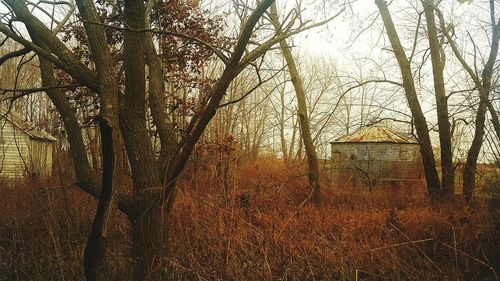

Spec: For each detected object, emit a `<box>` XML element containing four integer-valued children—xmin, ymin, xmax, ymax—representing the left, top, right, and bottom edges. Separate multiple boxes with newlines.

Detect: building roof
<box><xmin>331</xmin><ymin>125</ymin><xmax>418</xmax><ymax>144</ymax></box>
<box><xmin>0</xmin><ymin>107</ymin><xmax>57</xmax><ymax>142</ymax></box>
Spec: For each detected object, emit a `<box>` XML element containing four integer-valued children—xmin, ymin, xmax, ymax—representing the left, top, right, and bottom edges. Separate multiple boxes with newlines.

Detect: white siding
<box><xmin>0</xmin><ymin>118</ymin><xmax>54</xmax><ymax>179</ymax></box>
<box><xmin>27</xmin><ymin>140</ymin><xmax>53</xmax><ymax>178</ymax></box>
<box><xmin>0</xmin><ymin>118</ymin><xmax>30</xmax><ymax>178</ymax></box>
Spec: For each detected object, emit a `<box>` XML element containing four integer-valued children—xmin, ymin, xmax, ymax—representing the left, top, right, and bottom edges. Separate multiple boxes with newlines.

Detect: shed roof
<box><xmin>331</xmin><ymin>125</ymin><xmax>418</xmax><ymax>144</ymax></box>
<box><xmin>0</xmin><ymin>107</ymin><xmax>57</xmax><ymax>142</ymax></box>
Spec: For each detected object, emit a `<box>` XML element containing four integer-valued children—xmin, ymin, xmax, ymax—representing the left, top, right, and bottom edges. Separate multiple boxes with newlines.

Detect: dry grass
<box><xmin>0</xmin><ymin>158</ymin><xmax>499</xmax><ymax>280</ymax></box>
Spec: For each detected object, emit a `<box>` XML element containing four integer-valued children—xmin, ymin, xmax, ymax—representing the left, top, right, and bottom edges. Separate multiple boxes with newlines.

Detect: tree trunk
<box><xmin>35</xmin><ymin>37</ymin><xmax>135</xmax><ymax>221</ymax></box>
<box><xmin>73</xmin><ymin>1</ymin><xmax>122</xmax><ymax>279</ymax></box>
<box><xmin>487</xmin><ymin>100</ymin><xmax>500</xmax><ymax>141</ymax></box>
<box><xmin>278</xmin><ymin>86</ymin><xmax>289</xmax><ymax>161</ymax></box>
<box><xmin>422</xmin><ymin>0</ymin><xmax>455</xmax><ymax>197</ymax></box>
<box><xmin>39</xmin><ymin>61</ymin><xmax>118</xmax><ymax>281</ymax></box>
<box><xmin>161</xmin><ymin>0</ymin><xmax>277</xmax><ymax>208</ymax></box>
<box><xmin>376</xmin><ymin>0</ymin><xmax>441</xmax><ymax>197</ymax></box>
<box><xmin>463</xmin><ymin>92</ymin><xmax>488</xmax><ymax>202</ymax></box>
<box><xmin>83</xmin><ymin>118</ymin><xmax>119</xmax><ymax>281</ymax></box>
<box><xmin>436</xmin><ymin>1</ymin><xmax>500</xmax><ymax>202</ymax></box>
<box><xmin>144</xmin><ymin>34</ymin><xmax>178</xmax><ymax>177</ymax></box>
<box><xmin>463</xmin><ymin>21</ymin><xmax>500</xmax><ymax>202</ymax></box>
<box><xmin>288</xmin><ymin>118</ymin><xmax>298</xmax><ymax>161</ymax></box>
<box><xmin>120</xmin><ymin>111</ymin><xmax>165</xmax><ymax>281</ymax></box>
<box><xmin>38</xmin><ymin>60</ymin><xmax>94</xmax><ymax>188</ymax></box>
<box><xmin>28</xmin><ymin>8</ymin><xmax>119</xmax><ymax>278</ymax></box>
<box><xmin>121</xmin><ymin>1</ymin><xmax>167</xmax><ymax>280</ymax></box>
<box><xmin>144</xmin><ymin>1</ymin><xmax>178</xmax><ymax>176</ymax></box>
<box><xmin>270</xmin><ymin>2</ymin><xmax>321</xmax><ymax>206</ymax></box>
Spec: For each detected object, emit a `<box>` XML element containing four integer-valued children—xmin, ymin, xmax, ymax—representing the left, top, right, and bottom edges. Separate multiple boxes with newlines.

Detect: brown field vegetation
<box><xmin>0</xmin><ymin>158</ymin><xmax>499</xmax><ymax>281</ymax></box>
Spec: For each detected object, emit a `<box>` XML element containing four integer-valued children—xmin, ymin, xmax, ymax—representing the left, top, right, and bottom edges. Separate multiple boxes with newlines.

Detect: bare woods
<box><xmin>0</xmin><ymin>0</ymin><xmax>499</xmax><ymax>280</ymax></box>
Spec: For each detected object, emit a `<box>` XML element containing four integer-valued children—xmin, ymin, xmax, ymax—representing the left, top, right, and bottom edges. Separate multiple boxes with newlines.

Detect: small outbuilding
<box><xmin>330</xmin><ymin>125</ymin><xmax>424</xmax><ymax>188</ymax></box>
<box><xmin>0</xmin><ymin>108</ymin><xmax>56</xmax><ymax>179</ymax></box>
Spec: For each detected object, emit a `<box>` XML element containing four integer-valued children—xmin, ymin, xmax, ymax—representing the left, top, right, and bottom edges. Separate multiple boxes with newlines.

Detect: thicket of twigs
<box><xmin>0</xmin><ymin>158</ymin><xmax>499</xmax><ymax>281</ymax></box>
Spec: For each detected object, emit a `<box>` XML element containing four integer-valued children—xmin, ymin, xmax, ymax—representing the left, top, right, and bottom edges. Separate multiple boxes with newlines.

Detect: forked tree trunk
<box><xmin>121</xmin><ymin>110</ymin><xmax>165</xmax><ymax>281</ymax></box>
<box><xmin>38</xmin><ymin>60</ymin><xmax>94</xmax><ymax>188</ymax></box>
<box><xmin>270</xmin><ymin>2</ymin><xmax>321</xmax><ymax>206</ymax></box>
<box><xmin>38</xmin><ymin>58</ymin><xmax>117</xmax><ymax>281</ymax></box>
<box><xmin>436</xmin><ymin>1</ymin><xmax>500</xmax><ymax>202</ymax></box>
<box><xmin>83</xmin><ymin>118</ymin><xmax>120</xmax><ymax>281</ymax></box>
<box><xmin>376</xmin><ymin>0</ymin><xmax>441</xmax><ymax>197</ymax></box>
<box><xmin>462</xmin><ymin>36</ymin><xmax>499</xmax><ymax>202</ymax></box>
<box><xmin>422</xmin><ymin>0</ymin><xmax>455</xmax><ymax>197</ymax></box>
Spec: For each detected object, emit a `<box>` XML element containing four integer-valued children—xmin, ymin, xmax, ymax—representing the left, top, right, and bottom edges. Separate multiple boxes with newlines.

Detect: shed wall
<box><xmin>331</xmin><ymin>143</ymin><xmax>424</xmax><ymax>187</ymax></box>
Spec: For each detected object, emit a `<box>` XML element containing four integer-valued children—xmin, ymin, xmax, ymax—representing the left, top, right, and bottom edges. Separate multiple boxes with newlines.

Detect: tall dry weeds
<box><xmin>0</xmin><ymin>159</ymin><xmax>498</xmax><ymax>280</ymax></box>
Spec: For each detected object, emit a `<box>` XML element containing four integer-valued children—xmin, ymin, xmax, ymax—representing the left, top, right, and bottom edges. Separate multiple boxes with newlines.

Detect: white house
<box><xmin>0</xmin><ymin>108</ymin><xmax>56</xmax><ymax>179</ymax></box>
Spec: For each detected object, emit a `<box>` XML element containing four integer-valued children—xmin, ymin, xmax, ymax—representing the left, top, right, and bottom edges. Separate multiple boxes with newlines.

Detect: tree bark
<box><xmin>39</xmin><ymin>59</ymin><xmax>118</xmax><ymax>281</ymax></box>
<box><xmin>25</xmin><ymin>11</ymin><xmax>120</xmax><ymax>280</ymax></box>
<box><xmin>376</xmin><ymin>0</ymin><xmax>441</xmax><ymax>197</ymax></box>
<box><xmin>270</xmin><ymin>2</ymin><xmax>321</xmax><ymax>206</ymax></box>
<box><xmin>462</xmin><ymin>92</ymin><xmax>488</xmax><ymax>202</ymax></box>
<box><xmin>278</xmin><ymin>86</ymin><xmax>289</xmax><ymax>161</ymax></box>
<box><xmin>38</xmin><ymin>60</ymin><xmax>94</xmax><ymax>190</ymax></box>
<box><xmin>83</xmin><ymin>118</ymin><xmax>119</xmax><ymax>281</ymax></box>
<box><xmin>74</xmin><ymin>1</ymin><xmax>122</xmax><ymax>279</ymax></box>
<box><xmin>120</xmin><ymin>1</ymin><xmax>167</xmax><ymax>280</ymax></box>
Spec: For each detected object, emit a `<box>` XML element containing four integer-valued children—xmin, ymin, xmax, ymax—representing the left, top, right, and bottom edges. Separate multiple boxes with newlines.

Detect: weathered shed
<box><xmin>0</xmin><ymin>109</ymin><xmax>56</xmax><ymax>179</ymax></box>
<box><xmin>330</xmin><ymin>125</ymin><xmax>424</xmax><ymax>188</ymax></box>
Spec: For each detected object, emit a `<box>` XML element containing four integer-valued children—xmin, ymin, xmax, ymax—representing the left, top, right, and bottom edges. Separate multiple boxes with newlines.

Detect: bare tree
<box><xmin>435</xmin><ymin>0</ymin><xmax>500</xmax><ymax>202</ymax></box>
<box><xmin>0</xmin><ymin>0</ymin><xmax>348</xmax><ymax>278</ymax></box>
<box><xmin>421</xmin><ymin>0</ymin><xmax>455</xmax><ymax>196</ymax></box>
<box><xmin>269</xmin><ymin>2</ymin><xmax>343</xmax><ymax>205</ymax></box>
<box><xmin>375</xmin><ymin>0</ymin><xmax>442</xmax><ymax>198</ymax></box>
